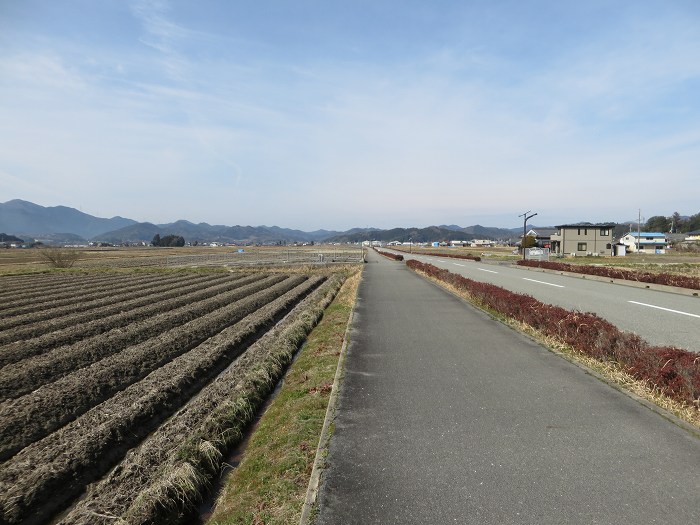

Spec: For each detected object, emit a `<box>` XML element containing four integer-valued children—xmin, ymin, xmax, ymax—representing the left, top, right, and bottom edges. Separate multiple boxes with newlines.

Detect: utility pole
<box><xmin>519</xmin><ymin>210</ymin><xmax>537</xmax><ymax>260</ymax></box>
<box><xmin>637</xmin><ymin>208</ymin><xmax>641</xmax><ymax>253</ymax></box>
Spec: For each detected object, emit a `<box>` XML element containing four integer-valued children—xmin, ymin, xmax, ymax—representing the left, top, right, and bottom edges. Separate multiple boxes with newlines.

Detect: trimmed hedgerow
<box><xmin>374</xmin><ymin>248</ymin><xmax>404</xmax><ymax>261</ymax></box>
<box><xmin>407</xmin><ymin>259</ymin><xmax>700</xmax><ymax>407</ymax></box>
<box><xmin>517</xmin><ymin>259</ymin><xmax>700</xmax><ymax>291</ymax></box>
<box><xmin>420</xmin><ymin>251</ymin><xmax>481</xmax><ymax>262</ymax></box>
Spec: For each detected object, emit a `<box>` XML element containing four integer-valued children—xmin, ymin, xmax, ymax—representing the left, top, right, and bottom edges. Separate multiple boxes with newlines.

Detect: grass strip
<box><xmin>200</xmin><ymin>269</ymin><xmax>361</xmax><ymax>525</ymax></box>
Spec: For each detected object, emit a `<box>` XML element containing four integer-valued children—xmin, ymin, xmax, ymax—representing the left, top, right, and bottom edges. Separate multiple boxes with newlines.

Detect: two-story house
<box><xmin>550</xmin><ymin>223</ymin><xmax>615</xmax><ymax>256</ymax></box>
<box><xmin>619</xmin><ymin>232</ymin><xmax>667</xmax><ymax>254</ymax></box>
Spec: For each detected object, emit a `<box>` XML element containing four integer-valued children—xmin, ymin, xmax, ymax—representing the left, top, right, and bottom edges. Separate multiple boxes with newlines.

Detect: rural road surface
<box><xmin>399</xmin><ymin>251</ymin><xmax>700</xmax><ymax>352</ymax></box>
<box><xmin>314</xmin><ymin>250</ymin><xmax>700</xmax><ymax>524</ymax></box>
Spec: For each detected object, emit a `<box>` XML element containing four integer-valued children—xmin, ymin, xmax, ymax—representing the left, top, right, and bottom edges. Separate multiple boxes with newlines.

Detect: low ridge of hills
<box><xmin>1</xmin><ymin>199</ymin><xmax>524</xmax><ymax>244</ymax></box>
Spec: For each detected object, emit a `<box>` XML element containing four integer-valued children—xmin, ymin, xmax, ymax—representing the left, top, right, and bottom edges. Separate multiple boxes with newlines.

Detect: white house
<box><xmin>470</xmin><ymin>239</ymin><xmax>495</xmax><ymax>247</ymax></box>
<box><xmin>619</xmin><ymin>232</ymin><xmax>667</xmax><ymax>254</ymax></box>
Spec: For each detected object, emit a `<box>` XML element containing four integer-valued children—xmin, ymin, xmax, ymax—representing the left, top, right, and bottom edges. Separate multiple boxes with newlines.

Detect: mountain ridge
<box><xmin>0</xmin><ymin>199</ymin><xmax>528</xmax><ymax>244</ymax></box>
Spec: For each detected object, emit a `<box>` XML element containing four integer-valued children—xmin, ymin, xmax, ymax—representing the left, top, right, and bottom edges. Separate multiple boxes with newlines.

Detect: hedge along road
<box><xmin>396</xmin><ymin>252</ymin><xmax>700</xmax><ymax>352</ymax></box>
<box><xmin>315</xmin><ymin>250</ymin><xmax>700</xmax><ymax>525</ymax></box>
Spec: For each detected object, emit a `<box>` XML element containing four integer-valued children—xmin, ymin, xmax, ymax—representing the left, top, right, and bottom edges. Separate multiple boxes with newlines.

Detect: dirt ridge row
<box><xmin>0</xmin><ymin>273</ymin><xmax>269</xmax><ymax>367</ymax></box>
<box><xmin>0</xmin><ymin>271</ymin><xmax>224</xmax><ymax>330</ymax></box>
<box><xmin>59</xmin><ymin>274</ymin><xmax>344</xmax><ymax>524</ymax></box>
<box><xmin>0</xmin><ymin>272</ymin><xmax>236</xmax><ymax>345</ymax></box>
<box><xmin>0</xmin><ymin>271</ymin><xmax>166</xmax><ymax>307</ymax></box>
<box><xmin>0</xmin><ymin>275</ymin><xmax>303</xmax><ymax>458</ymax></box>
<box><xmin>0</xmin><ymin>273</ymin><xmax>280</xmax><ymax>400</ymax></box>
<box><xmin>0</xmin><ymin>276</ymin><xmax>326</xmax><ymax>525</ymax></box>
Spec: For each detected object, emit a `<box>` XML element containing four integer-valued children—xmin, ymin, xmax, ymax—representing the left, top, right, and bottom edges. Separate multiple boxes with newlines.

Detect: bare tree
<box><xmin>38</xmin><ymin>247</ymin><xmax>80</xmax><ymax>268</ymax></box>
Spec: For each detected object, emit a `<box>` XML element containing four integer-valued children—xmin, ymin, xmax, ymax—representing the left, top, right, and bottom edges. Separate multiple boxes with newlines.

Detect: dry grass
<box><xmin>205</xmin><ymin>269</ymin><xmax>361</xmax><ymax>525</ymax></box>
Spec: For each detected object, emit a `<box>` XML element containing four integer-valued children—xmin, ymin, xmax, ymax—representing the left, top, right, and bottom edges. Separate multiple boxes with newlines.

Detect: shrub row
<box><xmin>420</xmin><ymin>251</ymin><xmax>481</xmax><ymax>262</ymax></box>
<box><xmin>517</xmin><ymin>259</ymin><xmax>700</xmax><ymax>291</ymax></box>
<box><xmin>374</xmin><ymin>248</ymin><xmax>404</xmax><ymax>261</ymax></box>
<box><xmin>407</xmin><ymin>259</ymin><xmax>700</xmax><ymax>407</ymax></box>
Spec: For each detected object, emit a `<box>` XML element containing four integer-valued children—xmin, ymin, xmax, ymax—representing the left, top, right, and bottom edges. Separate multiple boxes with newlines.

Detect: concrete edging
<box><xmin>299</xmin><ymin>269</ymin><xmax>361</xmax><ymax>524</ymax></box>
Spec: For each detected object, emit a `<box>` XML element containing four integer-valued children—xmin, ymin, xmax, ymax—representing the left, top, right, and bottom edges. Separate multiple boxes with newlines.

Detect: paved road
<box><xmin>397</xmin><ymin>251</ymin><xmax>699</xmax><ymax>352</ymax></box>
<box><xmin>315</xmin><ymin>251</ymin><xmax>700</xmax><ymax>524</ymax></box>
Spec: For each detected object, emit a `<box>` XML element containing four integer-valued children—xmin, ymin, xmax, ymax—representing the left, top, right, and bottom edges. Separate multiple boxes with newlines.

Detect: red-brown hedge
<box><xmin>420</xmin><ymin>251</ymin><xmax>481</xmax><ymax>262</ymax></box>
<box><xmin>374</xmin><ymin>248</ymin><xmax>404</xmax><ymax>261</ymax></box>
<box><xmin>407</xmin><ymin>259</ymin><xmax>700</xmax><ymax>407</ymax></box>
<box><xmin>517</xmin><ymin>260</ymin><xmax>700</xmax><ymax>291</ymax></box>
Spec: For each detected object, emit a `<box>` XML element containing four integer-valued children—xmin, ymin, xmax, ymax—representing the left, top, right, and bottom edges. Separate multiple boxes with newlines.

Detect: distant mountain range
<box><xmin>0</xmin><ymin>199</ymin><xmax>525</xmax><ymax>244</ymax></box>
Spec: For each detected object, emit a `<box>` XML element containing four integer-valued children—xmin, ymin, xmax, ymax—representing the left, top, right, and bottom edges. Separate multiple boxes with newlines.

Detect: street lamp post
<box><xmin>519</xmin><ymin>210</ymin><xmax>538</xmax><ymax>261</ymax></box>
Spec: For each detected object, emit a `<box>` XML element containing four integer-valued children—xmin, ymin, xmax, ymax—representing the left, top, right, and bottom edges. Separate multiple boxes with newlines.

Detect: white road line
<box><xmin>453</xmin><ymin>263</ymin><xmax>465</xmax><ymax>267</ymax></box>
<box><xmin>477</xmin><ymin>268</ymin><xmax>498</xmax><ymax>274</ymax></box>
<box><xmin>522</xmin><ymin>277</ymin><xmax>564</xmax><ymax>288</ymax></box>
<box><xmin>628</xmin><ymin>301</ymin><xmax>700</xmax><ymax>319</ymax></box>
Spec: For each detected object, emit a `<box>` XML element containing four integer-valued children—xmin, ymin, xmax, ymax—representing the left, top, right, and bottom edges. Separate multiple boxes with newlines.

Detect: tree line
<box><xmin>644</xmin><ymin>212</ymin><xmax>700</xmax><ymax>233</ymax></box>
<box><xmin>151</xmin><ymin>234</ymin><xmax>185</xmax><ymax>247</ymax></box>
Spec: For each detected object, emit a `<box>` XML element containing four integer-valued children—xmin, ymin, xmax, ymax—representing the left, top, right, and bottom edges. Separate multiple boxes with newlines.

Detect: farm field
<box><xmin>0</xmin><ymin>245</ymin><xmax>365</xmax><ymax>274</ymax></box>
<box><xmin>0</xmin><ymin>267</ymin><xmax>350</xmax><ymax>524</ymax></box>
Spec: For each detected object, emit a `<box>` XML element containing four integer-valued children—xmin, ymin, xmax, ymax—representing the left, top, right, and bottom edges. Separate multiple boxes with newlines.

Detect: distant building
<box><xmin>526</xmin><ymin>228</ymin><xmax>557</xmax><ymax>248</ymax></box>
<box><xmin>619</xmin><ymin>232</ymin><xmax>667</xmax><ymax>254</ymax></box>
<box><xmin>686</xmin><ymin>230</ymin><xmax>700</xmax><ymax>242</ymax></box>
<box><xmin>550</xmin><ymin>223</ymin><xmax>615</xmax><ymax>256</ymax></box>
<box><xmin>470</xmin><ymin>239</ymin><xmax>495</xmax><ymax>247</ymax></box>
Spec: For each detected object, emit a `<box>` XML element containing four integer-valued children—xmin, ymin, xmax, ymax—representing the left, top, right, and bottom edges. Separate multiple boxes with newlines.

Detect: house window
<box><xmin>577</xmin><ymin>242</ymin><xmax>587</xmax><ymax>251</ymax></box>
<box><xmin>601</xmin><ymin>229</ymin><xmax>610</xmax><ymax>236</ymax></box>
<box><xmin>577</xmin><ymin>228</ymin><xmax>581</xmax><ymax>235</ymax></box>
<box><xmin>606</xmin><ymin>243</ymin><xmax>612</xmax><ymax>249</ymax></box>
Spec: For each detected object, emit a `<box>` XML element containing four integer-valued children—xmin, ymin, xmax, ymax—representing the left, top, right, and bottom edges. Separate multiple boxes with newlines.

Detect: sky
<box><xmin>1</xmin><ymin>0</ymin><xmax>699</xmax><ymax>231</ymax></box>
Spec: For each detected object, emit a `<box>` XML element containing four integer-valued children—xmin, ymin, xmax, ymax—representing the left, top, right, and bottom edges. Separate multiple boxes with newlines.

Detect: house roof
<box><xmin>624</xmin><ymin>232</ymin><xmax>666</xmax><ymax>238</ymax></box>
<box><xmin>555</xmin><ymin>222</ymin><xmax>616</xmax><ymax>228</ymax></box>
<box><xmin>528</xmin><ymin>228</ymin><xmax>557</xmax><ymax>237</ymax></box>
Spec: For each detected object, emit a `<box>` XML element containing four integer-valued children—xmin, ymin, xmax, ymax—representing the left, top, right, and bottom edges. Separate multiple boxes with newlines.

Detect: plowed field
<box><xmin>0</xmin><ymin>269</ymin><xmax>346</xmax><ymax>524</ymax></box>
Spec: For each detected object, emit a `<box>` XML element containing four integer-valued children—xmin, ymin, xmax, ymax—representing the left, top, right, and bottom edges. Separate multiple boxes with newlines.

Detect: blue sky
<box><xmin>1</xmin><ymin>0</ymin><xmax>699</xmax><ymax>230</ymax></box>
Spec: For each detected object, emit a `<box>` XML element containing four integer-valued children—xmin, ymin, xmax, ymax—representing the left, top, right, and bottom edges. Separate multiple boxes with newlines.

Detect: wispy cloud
<box><xmin>1</xmin><ymin>1</ymin><xmax>698</xmax><ymax>229</ymax></box>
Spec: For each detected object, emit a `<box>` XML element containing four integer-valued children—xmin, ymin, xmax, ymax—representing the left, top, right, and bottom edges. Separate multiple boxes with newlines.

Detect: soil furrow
<box><xmin>0</xmin><ymin>273</ymin><xmax>269</xmax><ymax>367</ymax></box>
<box><xmin>0</xmin><ymin>276</ymin><xmax>324</xmax><ymax>525</ymax></box>
<box><xmin>0</xmin><ymin>275</ymin><xmax>305</xmax><ymax>459</ymax></box>
<box><xmin>59</xmin><ymin>275</ymin><xmax>342</xmax><ymax>524</ymax></box>
<box><xmin>0</xmin><ymin>272</ymin><xmax>224</xmax><ymax>329</ymax></box>
<box><xmin>0</xmin><ymin>272</ymin><xmax>233</xmax><ymax>341</ymax></box>
<box><xmin>0</xmin><ymin>274</ymin><xmax>279</xmax><ymax>399</ymax></box>
<box><xmin>0</xmin><ymin>272</ymin><xmax>151</xmax><ymax>307</ymax></box>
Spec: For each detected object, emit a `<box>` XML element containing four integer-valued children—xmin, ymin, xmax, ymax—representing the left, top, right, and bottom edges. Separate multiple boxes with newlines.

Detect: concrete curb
<box><xmin>299</xmin><ymin>269</ymin><xmax>361</xmax><ymax>525</ymax></box>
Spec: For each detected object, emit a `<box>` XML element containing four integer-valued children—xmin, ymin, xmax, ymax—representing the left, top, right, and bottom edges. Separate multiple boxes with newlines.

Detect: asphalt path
<box><xmin>315</xmin><ymin>250</ymin><xmax>700</xmax><ymax>524</ymax></box>
<box><xmin>396</xmin><ymin>251</ymin><xmax>699</xmax><ymax>352</ymax></box>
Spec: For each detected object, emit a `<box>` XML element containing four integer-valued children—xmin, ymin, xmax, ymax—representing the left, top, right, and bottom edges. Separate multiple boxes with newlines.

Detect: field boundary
<box><xmin>299</xmin><ymin>267</ymin><xmax>361</xmax><ymax>524</ymax></box>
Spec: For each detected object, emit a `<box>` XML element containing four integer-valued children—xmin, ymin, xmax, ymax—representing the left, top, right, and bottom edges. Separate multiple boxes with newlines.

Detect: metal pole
<box><xmin>519</xmin><ymin>211</ymin><xmax>537</xmax><ymax>260</ymax></box>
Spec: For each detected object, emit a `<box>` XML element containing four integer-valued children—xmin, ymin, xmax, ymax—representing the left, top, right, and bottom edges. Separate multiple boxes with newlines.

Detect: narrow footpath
<box><xmin>314</xmin><ymin>250</ymin><xmax>700</xmax><ymax>524</ymax></box>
